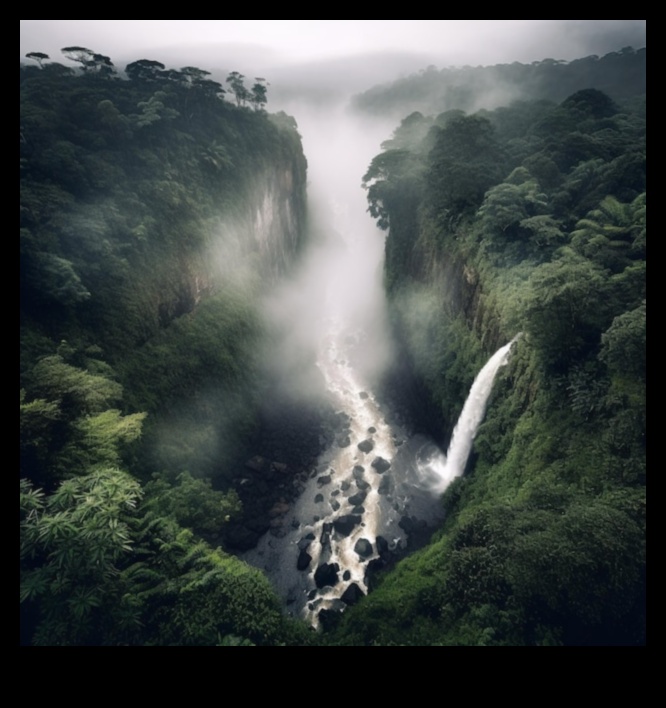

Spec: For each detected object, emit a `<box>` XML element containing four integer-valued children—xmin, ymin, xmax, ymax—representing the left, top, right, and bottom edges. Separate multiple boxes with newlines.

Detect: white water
<box><xmin>417</xmin><ymin>335</ymin><xmax>520</xmax><ymax>495</ymax></box>
<box><xmin>243</xmin><ymin>103</ymin><xmax>519</xmax><ymax>627</ymax></box>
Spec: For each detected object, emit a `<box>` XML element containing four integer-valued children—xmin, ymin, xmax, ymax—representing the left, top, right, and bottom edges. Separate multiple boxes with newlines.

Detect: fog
<box><xmin>20</xmin><ymin>19</ymin><xmax>646</xmax><ymax>621</ymax></box>
<box><xmin>21</xmin><ymin>20</ymin><xmax>646</xmax><ymax>74</ymax></box>
<box><xmin>260</xmin><ymin>99</ymin><xmax>397</xmax><ymax>396</ymax></box>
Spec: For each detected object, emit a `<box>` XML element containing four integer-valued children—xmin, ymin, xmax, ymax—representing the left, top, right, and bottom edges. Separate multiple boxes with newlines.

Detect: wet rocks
<box><xmin>333</xmin><ymin>514</ymin><xmax>362</xmax><ymax>536</ymax></box>
<box><xmin>348</xmin><ymin>490</ymin><xmax>367</xmax><ymax>506</ymax></box>
<box><xmin>297</xmin><ymin>550</ymin><xmax>312</xmax><ymax>571</ymax></box>
<box><xmin>341</xmin><ymin>583</ymin><xmax>365</xmax><ymax>606</ymax></box>
<box><xmin>378</xmin><ymin>476</ymin><xmax>391</xmax><ymax>496</ymax></box>
<box><xmin>357</xmin><ymin>439</ymin><xmax>374</xmax><ymax>453</ymax></box>
<box><xmin>354</xmin><ymin>537</ymin><xmax>373</xmax><ymax>558</ymax></box>
<box><xmin>371</xmin><ymin>456</ymin><xmax>391</xmax><ymax>473</ymax></box>
<box><xmin>314</xmin><ymin>562</ymin><xmax>340</xmax><ymax>589</ymax></box>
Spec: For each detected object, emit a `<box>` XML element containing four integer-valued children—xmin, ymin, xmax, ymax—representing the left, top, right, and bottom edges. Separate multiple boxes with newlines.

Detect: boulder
<box><xmin>297</xmin><ymin>533</ymin><xmax>315</xmax><ymax>550</ymax></box>
<box><xmin>341</xmin><ymin>583</ymin><xmax>365</xmax><ymax>606</ymax></box>
<box><xmin>354</xmin><ymin>537</ymin><xmax>373</xmax><ymax>558</ymax></box>
<box><xmin>371</xmin><ymin>456</ymin><xmax>391</xmax><ymax>473</ymax></box>
<box><xmin>357</xmin><ymin>439</ymin><xmax>374</xmax><ymax>453</ymax></box>
<box><xmin>333</xmin><ymin>514</ymin><xmax>362</xmax><ymax>536</ymax></box>
<box><xmin>297</xmin><ymin>550</ymin><xmax>312</xmax><ymax>571</ymax></box>
<box><xmin>348</xmin><ymin>490</ymin><xmax>367</xmax><ymax>506</ymax></box>
<box><xmin>314</xmin><ymin>562</ymin><xmax>340</xmax><ymax>589</ymax></box>
<box><xmin>378</xmin><ymin>476</ymin><xmax>391</xmax><ymax>495</ymax></box>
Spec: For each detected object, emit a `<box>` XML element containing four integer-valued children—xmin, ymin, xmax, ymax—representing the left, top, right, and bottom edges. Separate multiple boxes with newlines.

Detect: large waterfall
<box><xmin>416</xmin><ymin>335</ymin><xmax>520</xmax><ymax>495</ymax></box>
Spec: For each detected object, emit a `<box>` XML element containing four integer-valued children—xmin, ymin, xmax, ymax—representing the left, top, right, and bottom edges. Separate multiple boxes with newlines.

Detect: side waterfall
<box><xmin>418</xmin><ymin>335</ymin><xmax>520</xmax><ymax>495</ymax></box>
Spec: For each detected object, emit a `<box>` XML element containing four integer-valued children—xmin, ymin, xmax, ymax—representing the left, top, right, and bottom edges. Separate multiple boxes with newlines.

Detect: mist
<box><xmin>259</xmin><ymin>98</ymin><xmax>396</xmax><ymax>400</ymax></box>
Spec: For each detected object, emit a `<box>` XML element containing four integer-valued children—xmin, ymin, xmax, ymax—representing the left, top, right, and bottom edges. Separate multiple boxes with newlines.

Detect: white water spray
<box><xmin>418</xmin><ymin>335</ymin><xmax>520</xmax><ymax>495</ymax></box>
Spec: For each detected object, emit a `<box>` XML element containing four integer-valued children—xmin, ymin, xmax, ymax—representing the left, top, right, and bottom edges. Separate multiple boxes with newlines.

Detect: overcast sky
<box><xmin>20</xmin><ymin>20</ymin><xmax>645</xmax><ymax>72</ymax></box>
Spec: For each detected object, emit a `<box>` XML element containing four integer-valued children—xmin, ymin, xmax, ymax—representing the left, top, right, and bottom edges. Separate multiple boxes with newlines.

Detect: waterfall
<box><xmin>418</xmin><ymin>335</ymin><xmax>520</xmax><ymax>495</ymax></box>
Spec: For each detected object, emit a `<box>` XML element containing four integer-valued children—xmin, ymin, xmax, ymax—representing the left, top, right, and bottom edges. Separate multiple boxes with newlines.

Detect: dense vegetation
<box><xmin>352</xmin><ymin>47</ymin><xmax>646</xmax><ymax>120</ymax></box>
<box><xmin>327</xmin><ymin>82</ymin><xmax>645</xmax><ymax>645</ymax></box>
<box><xmin>20</xmin><ymin>52</ymin><xmax>312</xmax><ymax>645</ymax></box>
<box><xmin>21</xmin><ymin>46</ymin><xmax>645</xmax><ymax>646</ymax></box>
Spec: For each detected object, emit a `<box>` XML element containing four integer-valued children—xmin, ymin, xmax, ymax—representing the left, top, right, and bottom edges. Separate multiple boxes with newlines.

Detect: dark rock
<box><xmin>357</xmin><ymin>439</ymin><xmax>374</xmax><ymax>453</ymax></box>
<box><xmin>341</xmin><ymin>583</ymin><xmax>365</xmax><ymax>606</ymax></box>
<box><xmin>359</xmin><ymin>391</ymin><xmax>369</xmax><ymax>399</ymax></box>
<box><xmin>331</xmin><ymin>500</ymin><xmax>340</xmax><ymax>511</ymax></box>
<box><xmin>367</xmin><ymin>426</ymin><xmax>376</xmax><ymax>434</ymax></box>
<box><xmin>352</xmin><ymin>465</ymin><xmax>365</xmax><ymax>478</ymax></box>
<box><xmin>371</xmin><ymin>456</ymin><xmax>391</xmax><ymax>473</ymax></box>
<box><xmin>297</xmin><ymin>550</ymin><xmax>312</xmax><ymax>571</ymax></box>
<box><xmin>341</xmin><ymin>480</ymin><xmax>351</xmax><ymax>491</ymax></box>
<box><xmin>376</xmin><ymin>535</ymin><xmax>390</xmax><ymax>557</ymax></box>
<box><xmin>354</xmin><ymin>537</ymin><xmax>373</xmax><ymax>558</ymax></box>
<box><xmin>356</xmin><ymin>478</ymin><xmax>370</xmax><ymax>491</ymax></box>
<box><xmin>331</xmin><ymin>489</ymin><xmax>340</xmax><ymax>496</ymax></box>
<box><xmin>351</xmin><ymin>506</ymin><xmax>365</xmax><ymax>515</ymax></box>
<box><xmin>317</xmin><ymin>474</ymin><xmax>332</xmax><ymax>486</ymax></box>
<box><xmin>314</xmin><ymin>562</ymin><xmax>340</xmax><ymax>588</ymax></box>
<box><xmin>297</xmin><ymin>534</ymin><xmax>315</xmax><ymax>550</ymax></box>
<box><xmin>314</xmin><ymin>493</ymin><xmax>324</xmax><ymax>503</ymax></box>
<box><xmin>337</xmin><ymin>435</ymin><xmax>351</xmax><ymax>448</ymax></box>
<box><xmin>378</xmin><ymin>476</ymin><xmax>391</xmax><ymax>495</ymax></box>
<box><xmin>343</xmin><ymin>570</ymin><xmax>351</xmax><ymax>581</ymax></box>
<box><xmin>348</xmin><ymin>490</ymin><xmax>367</xmax><ymax>506</ymax></box>
<box><xmin>333</xmin><ymin>514</ymin><xmax>362</xmax><ymax>536</ymax></box>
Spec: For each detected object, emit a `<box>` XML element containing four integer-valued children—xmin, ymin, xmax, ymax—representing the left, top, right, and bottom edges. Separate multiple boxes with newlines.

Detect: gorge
<box><xmin>20</xmin><ymin>44</ymin><xmax>646</xmax><ymax>646</ymax></box>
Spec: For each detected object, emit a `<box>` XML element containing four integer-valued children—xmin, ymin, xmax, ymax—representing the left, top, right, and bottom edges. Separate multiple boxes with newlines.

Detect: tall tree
<box><xmin>25</xmin><ymin>52</ymin><xmax>49</xmax><ymax>69</ymax></box>
<box><xmin>226</xmin><ymin>71</ymin><xmax>249</xmax><ymax>106</ymax></box>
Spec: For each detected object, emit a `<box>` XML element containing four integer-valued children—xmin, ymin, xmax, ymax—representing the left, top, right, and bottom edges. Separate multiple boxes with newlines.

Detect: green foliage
<box><xmin>20</xmin><ymin>56</ymin><xmax>311</xmax><ymax>646</ymax></box>
<box><xmin>338</xmin><ymin>84</ymin><xmax>645</xmax><ymax>646</ymax></box>
<box><xmin>144</xmin><ymin>471</ymin><xmax>242</xmax><ymax>540</ymax></box>
<box><xmin>20</xmin><ymin>469</ymin><xmax>142</xmax><ymax>645</ymax></box>
<box><xmin>426</xmin><ymin>114</ymin><xmax>502</xmax><ymax>218</ymax></box>
<box><xmin>351</xmin><ymin>48</ymin><xmax>645</xmax><ymax>120</ymax></box>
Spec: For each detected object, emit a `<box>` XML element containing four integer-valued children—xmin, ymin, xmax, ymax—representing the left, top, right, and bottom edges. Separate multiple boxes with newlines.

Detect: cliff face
<box><xmin>251</xmin><ymin>165</ymin><xmax>306</xmax><ymax>279</ymax></box>
<box><xmin>153</xmin><ymin>159</ymin><xmax>307</xmax><ymax>332</ymax></box>
<box><xmin>20</xmin><ymin>64</ymin><xmax>309</xmax><ymax>366</ymax></box>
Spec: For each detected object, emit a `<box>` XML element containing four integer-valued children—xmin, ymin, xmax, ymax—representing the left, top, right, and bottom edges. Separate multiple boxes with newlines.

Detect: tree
<box><xmin>25</xmin><ymin>52</ymin><xmax>49</xmax><ymax>69</ymax></box>
<box><xmin>571</xmin><ymin>194</ymin><xmax>646</xmax><ymax>272</ymax></box>
<box><xmin>427</xmin><ymin>115</ymin><xmax>502</xmax><ymax>217</ymax></box>
<box><xmin>249</xmin><ymin>78</ymin><xmax>268</xmax><ymax>111</ymax></box>
<box><xmin>226</xmin><ymin>71</ymin><xmax>249</xmax><ymax>107</ymax></box>
<box><xmin>61</xmin><ymin>47</ymin><xmax>114</xmax><ymax>74</ymax></box>
<box><xmin>523</xmin><ymin>249</ymin><xmax>615</xmax><ymax>372</ymax></box>
<box><xmin>20</xmin><ymin>469</ymin><xmax>142</xmax><ymax>645</ymax></box>
<box><xmin>125</xmin><ymin>59</ymin><xmax>165</xmax><ymax>82</ymax></box>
